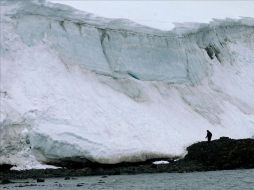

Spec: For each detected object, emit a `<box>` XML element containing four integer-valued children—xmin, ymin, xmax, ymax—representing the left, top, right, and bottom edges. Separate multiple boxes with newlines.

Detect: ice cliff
<box><xmin>1</xmin><ymin>0</ymin><xmax>254</xmax><ymax>169</ymax></box>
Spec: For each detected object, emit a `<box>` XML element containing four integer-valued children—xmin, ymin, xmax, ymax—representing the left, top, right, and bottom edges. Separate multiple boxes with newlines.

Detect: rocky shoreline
<box><xmin>1</xmin><ymin>137</ymin><xmax>254</xmax><ymax>182</ymax></box>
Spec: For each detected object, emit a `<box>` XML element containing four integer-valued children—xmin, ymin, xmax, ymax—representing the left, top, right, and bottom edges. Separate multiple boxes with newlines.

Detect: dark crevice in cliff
<box><xmin>185</xmin><ymin>51</ymin><xmax>191</xmax><ymax>83</ymax></box>
<box><xmin>75</xmin><ymin>23</ymin><xmax>82</xmax><ymax>35</ymax></box>
<box><xmin>127</xmin><ymin>72</ymin><xmax>140</xmax><ymax>80</ymax></box>
<box><xmin>59</xmin><ymin>20</ymin><xmax>66</xmax><ymax>32</ymax></box>
<box><xmin>205</xmin><ymin>44</ymin><xmax>222</xmax><ymax>63</ymax></box>
<box><xmin>98</xmin><ymin>29</ymin><xmax>115</xmax><ymax>74</ymax></box>
<box><xmin>181</xmin><ymin>38</ymin><xmax>191</xmax><ymax>84</ymax></box>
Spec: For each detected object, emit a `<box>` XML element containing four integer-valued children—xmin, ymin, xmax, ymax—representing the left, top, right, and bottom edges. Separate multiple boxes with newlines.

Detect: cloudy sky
<box><xmin>50</xmin><ymin>1</ymin><xmax>254</xmax><ymax>30</ymax></box>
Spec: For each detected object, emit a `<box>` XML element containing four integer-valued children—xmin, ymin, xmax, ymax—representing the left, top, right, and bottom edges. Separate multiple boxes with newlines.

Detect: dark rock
<box><xmin>37</xmin><ymin>178</ymin><xmax>45</xmax><ymax>183</ymax></box>
<box><xmin>45</xmin><ymin>157</ymin><xmax>92</xmax><ymax>169</ymax></box>
<box><xmin>219</xmin><ymin>137</ymin><xmax>230</xmax><ymax>140</ymax></box>
<box><xmin>113</xmin><ymin>171</ymin><xmax>120</xmax><ymax>175</ymax></box>
<box><xmin>0</xmin><ymin>164</ymin><xmax>14</xmax><ymax>172</ymax></box>
<box><xmin>1</xmin><ymin>179</ymin><xmax>12</xmax><ymax>184</ymax></box>
<box><xmin>77</xmin><ymin>183</ymin><xmax>84</xmax><ymax>187</ymax></box>
<box><xmin>101</xmin><ymin>175</ymin><xmax>108</xmax><ymax>178</ymax></box>
<box><xmin>184</xmin><ymin>137</ymin><xmax>254</xmax><ymax>170</ymax></box>
<box><xmin>64</xmin><ymin>176</ymin><xmax>70</xmax><ymax>180</ymax></box>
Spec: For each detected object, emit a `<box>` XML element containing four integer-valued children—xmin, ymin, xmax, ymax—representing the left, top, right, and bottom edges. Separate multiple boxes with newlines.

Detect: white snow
<box><xmin>1</xmin><ymin>0</ymin><xmax>254</xmax><ymax>169</ymax></box>
<box><xmin>152</xmin><ymin>161</ymin><xmax>169</xmax><ymax>165</ymax></box>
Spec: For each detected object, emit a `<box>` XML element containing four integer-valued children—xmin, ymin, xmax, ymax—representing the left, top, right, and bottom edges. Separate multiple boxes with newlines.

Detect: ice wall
<box><xmin>1</xmin><ymin>0</ymin><xmax>254</xmax><ymax>169</ymax></box>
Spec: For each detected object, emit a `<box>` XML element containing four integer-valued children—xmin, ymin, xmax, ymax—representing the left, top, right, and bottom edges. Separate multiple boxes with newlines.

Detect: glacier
<box><xmin>1</xmin><ymin>0</ymin><xmax>254</xmax><ymax>169</ymax></box>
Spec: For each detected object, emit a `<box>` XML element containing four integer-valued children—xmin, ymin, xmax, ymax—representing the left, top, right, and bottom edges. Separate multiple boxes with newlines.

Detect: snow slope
<box><xmin>1</xmin><ymin>0</ymin><xmax>254</xmax><ymax>169</ymax></box>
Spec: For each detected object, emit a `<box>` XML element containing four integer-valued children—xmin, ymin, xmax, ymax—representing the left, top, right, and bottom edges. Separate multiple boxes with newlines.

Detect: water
<box><xmin>1</xmin><ymin>169</ymin><xmax>254</xmax><ymax>190</ymax></box>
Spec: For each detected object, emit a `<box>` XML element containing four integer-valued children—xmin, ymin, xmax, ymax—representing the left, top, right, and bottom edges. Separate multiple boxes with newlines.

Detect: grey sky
<box><xmin>50</xmin><ymin>1</ymin><xmax>254</xmax><ymax>30</ymax></box>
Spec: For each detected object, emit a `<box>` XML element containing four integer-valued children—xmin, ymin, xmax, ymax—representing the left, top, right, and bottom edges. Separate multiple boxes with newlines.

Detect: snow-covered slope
<box><xmin>1</xmin><ymin>0</ymin><xmax>254</xmax><ymax>169</ymax></box>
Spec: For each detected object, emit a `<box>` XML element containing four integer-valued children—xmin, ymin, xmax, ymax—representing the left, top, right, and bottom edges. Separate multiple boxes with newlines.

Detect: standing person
<box><xmin>206</xmin><ymin>130</ymin><xmax>212</xmax><ymax>142</ymax></box>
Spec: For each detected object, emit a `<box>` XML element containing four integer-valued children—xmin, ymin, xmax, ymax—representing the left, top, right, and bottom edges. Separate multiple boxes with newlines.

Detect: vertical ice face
<box><xmin>11</xmin><ymin>0</ymin><xmax>214</xmax><ymax>84</ymax></box>
<box><xmin>101</xmin><ymin>31</ymin><xmax>190</xmax><ymax>82</ymax></box>
<box><xmin>15</xmin><ymin>14</ymin><xmax>215</xmax><ymax>84</ymax></box>
<box><xmin>1</xmin><ymin>0</ymin><xmax>254</xmax><ymax>169</ymax></box>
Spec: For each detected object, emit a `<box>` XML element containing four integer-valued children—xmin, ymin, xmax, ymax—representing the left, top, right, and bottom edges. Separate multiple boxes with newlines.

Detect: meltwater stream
<box><xmin>1</xmin><ymin>169</ymin><xmax>254</xmax><ymax>190</ymax></box>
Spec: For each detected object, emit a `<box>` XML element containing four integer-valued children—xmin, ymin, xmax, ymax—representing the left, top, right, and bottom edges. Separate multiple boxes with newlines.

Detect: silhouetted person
<box><xmin>206</xmin><ymin>130</ymin><xmax>212</xmax><ymax>142</ymax></box>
